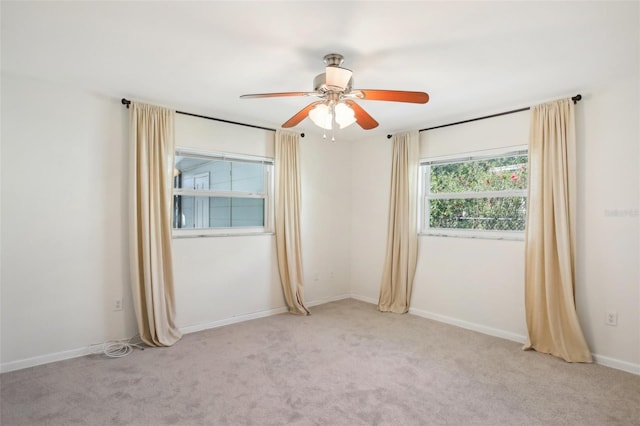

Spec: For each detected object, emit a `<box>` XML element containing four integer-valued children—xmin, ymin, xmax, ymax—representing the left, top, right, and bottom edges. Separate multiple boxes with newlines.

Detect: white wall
<box><xmin>412</xmin><ymin>112</ymin><xmax>529</xmax><ymax>342</ymax></box>
<box><xmin>171</xmin><ymin>115</ymin><xmax>284</xmax><ymax>330</ymax></box>
<box><xmin>576</xmin><ymin>78</ymin><xmax>639</xmax><ymax>370</ymax></box>
<box><xmin>1</xmin><ymin>73</ymin><xmax>637</xmax><ymax>374</ymax></box>
<box><xmin>349</xmin><ymin>86</ymin><xmax>640</xmax><ymax>372</ymax></box>
<box><xmin>172</xmin><ymin>116</ymin><xmax>352</xmax><ymax>330</ymax></box>
<box><xmin>349</xmin><ymin>114</ymin><xmax>529</xmax><ymax>338</ymax></box>
<box><xmin>299</xmin><ymin>134</ymin><xmax>352</xmax><ymax>303</ymax></box>
<box><xmin>348</xmin><ymin>134</ymin><xmax>392</xmax><ymax>302</ymax></box>
<box><xmin>0</xmin><ymin>76</ymin><xmax>352</xmax><ymax>371</ymax></box>
<box><xmin>1</xmin><ymin>73</ymin><xmax>137</xmax><ymax>369</ymax></box>
<box><xmin>173</xmin><ymin>235</ymin><xmax>284</xmax><ymax>330</ymax></box>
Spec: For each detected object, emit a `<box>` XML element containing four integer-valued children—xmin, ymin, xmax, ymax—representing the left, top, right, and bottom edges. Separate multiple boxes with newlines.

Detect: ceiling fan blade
<box><xmin>282</xmin><ymin>101</ymin><xmax>324</xmax><ymax>128</ymax></box>
<box><xmin>240</xmin><ymin>92</ymin><xmax>316</xmax><ymax>99</ymax></box>
<box><xmin>354</xmin><ymin>89</ymin><xmax>429</xmax><ymax>104</ymax></box>
<box><xmin>344</xmin><ymin>100</ymin><xmax>379</xmax><ymax>130</ymax></box>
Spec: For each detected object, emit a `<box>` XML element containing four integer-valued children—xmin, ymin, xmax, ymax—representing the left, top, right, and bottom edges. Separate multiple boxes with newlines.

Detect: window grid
<box><xmin>172</xmin><ymin>149</ymin><xmax>274</xmax><ymax>236</ymax></box>
<box><xmin>420</xmin><ymin>149</ymin><xmax>528</xmax><ymax>238</ymax></box>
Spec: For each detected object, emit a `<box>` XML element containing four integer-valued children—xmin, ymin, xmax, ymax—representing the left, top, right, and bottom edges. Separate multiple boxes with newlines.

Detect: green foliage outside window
<box><xmin>427</xmin><ymin>154</ymin><xmax>528</xmax><ymax>231</ymax></box>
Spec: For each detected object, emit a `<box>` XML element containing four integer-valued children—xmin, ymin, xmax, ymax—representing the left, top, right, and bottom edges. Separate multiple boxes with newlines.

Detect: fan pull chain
<box><xmin>331</xmin><ymin>104</ymin><xmax>337</xmax><ymax>142</ymax></box>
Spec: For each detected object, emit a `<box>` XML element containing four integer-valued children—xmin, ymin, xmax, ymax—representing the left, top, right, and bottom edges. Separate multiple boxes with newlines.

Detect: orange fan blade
<box><xmin>282</xmin><ymin>101</ymin><xmax>324</xmax><ymax>128</ymax></box>
<box><xmin>356</xmin><ymin>89</ymin><xmax>429</xmax><ymax>104</ymax></box>
<box><xmin>344</xmin><ymin>100</ymin><xmax>379</xmax><ymax>130</ymax></box>
<box><xmin>240</xmin><ymin>92</ymin><xmax>315</xmax><ymax>99</ymax></box>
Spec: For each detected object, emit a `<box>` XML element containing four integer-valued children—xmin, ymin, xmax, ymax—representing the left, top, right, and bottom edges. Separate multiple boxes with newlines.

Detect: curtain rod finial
<box><xmin>387</xmin><ymin>134</ymin><xmax>392</xmax><ymax>139</ymax></box>
<box><xmin>572</xmin><ymin>94</ymin><xmax>582</xmax><ymax>104</ymax></box>
<box><xmin>121</xmin><ymin>98</ymin><xmax>131</xmax><ymax>108</ymax></box>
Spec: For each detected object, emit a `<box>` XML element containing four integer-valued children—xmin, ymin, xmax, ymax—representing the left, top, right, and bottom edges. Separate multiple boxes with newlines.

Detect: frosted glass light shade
<box><xmin>334</xmin><ymin>103</ymin><xmax>356</xmax><ymax>129</ymax></box>
<box><xmin>308</xmin><ymin>103</ymin><xmax>332</xmax><ymax>130</ymax></box>
<box><xmin>309</xmin><ymin>102</ymin><xmax>356</xmax><ymax>130</ymax></box>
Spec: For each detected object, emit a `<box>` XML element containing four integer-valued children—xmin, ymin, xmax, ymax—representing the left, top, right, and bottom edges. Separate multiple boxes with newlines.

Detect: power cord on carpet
<box><xmin>91</xmin><ymin>336</ymin><xmax>145</xmax><ymax>358</ymax></box>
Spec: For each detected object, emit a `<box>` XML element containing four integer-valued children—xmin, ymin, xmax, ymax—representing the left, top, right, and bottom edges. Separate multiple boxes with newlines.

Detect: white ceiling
<box><xmin>2</xmin><ymin>1</ymin><xmax>638</xmax><ymax>138</ymax></box>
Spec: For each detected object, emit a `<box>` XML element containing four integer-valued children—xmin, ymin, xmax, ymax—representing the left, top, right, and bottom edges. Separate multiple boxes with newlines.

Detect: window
<box><xmin>419</xmin><ymin>147</ymin><xmax>528</xmax><ymax>239</ymax></box>
<box><xmin>173</xmin><ymin>149</ymin><xmax>274</xmax><ymax>236</ymax></box>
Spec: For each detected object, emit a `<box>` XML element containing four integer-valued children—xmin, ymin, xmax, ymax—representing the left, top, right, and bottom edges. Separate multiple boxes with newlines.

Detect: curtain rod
<box><xmin>386</xmin><ymin>94</ymin><xmax>582</xmax><ymax>139</ymax></box>
<box><xmin>121</xmin><ymin>98</ymin><xmax>304</xmax><ymax>137</ymax></box>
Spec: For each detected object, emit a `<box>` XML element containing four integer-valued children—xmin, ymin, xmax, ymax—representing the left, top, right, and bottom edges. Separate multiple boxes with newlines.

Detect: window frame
<box><xmin>172</xmin><ymin>148</ymin><xmax>275</xmax><ymax>238</ymax></box>
<box><xmin>418</xmin><ymin>145</ymin><xmax>528</xmax><ymax>240</ymax></box>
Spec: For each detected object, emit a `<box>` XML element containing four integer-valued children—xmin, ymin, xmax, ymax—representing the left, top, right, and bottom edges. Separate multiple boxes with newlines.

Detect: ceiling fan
<box><xmin>240</xmin><ymin>53</ymin><xmax>429</xmax><ymax>131</ymax></box>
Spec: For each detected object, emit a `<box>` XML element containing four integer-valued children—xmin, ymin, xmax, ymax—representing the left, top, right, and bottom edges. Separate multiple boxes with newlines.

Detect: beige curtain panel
<box><xmin>275</xmin><ymin>130</ymin><xmax>310</xmax><ymax>315</ymax></box>
<box><xmin>523</xmin><ymin>98</ymin><xmax>591</xmax><ymax>362</ymax></box>
<box><xmin>379</xmin><ymin>131</ymin><xmax>419</xmax><ymax>314</ymax></box>
<box><xmin>129</xmin><ymin>102</ymin><xmax>182</xmax><ymax>347</ymax></box>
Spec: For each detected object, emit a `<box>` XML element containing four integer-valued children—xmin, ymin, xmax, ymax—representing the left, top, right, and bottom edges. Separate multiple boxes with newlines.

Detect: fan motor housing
<box><xmin>313</xmin><ymin>72</ymin><xmax>353</xmax><ymax>93</ymax></box>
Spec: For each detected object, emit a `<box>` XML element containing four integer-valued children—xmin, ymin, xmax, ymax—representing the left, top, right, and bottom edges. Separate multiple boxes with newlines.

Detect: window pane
<box><xmin>173</xmin><ymin>151</ymin><xmax>273</xmax><ymax>234</ymax></box>
<box><xmin>174</xmin><ymin>156</ymin><xmax>266</xmax><ymax>193</ymax></box>
<box><xmin>230</xmin><ymin>162</ymin><xmax>264</xmax><ymax>193</ymax></box>
<box><xmin>210</xmin><ymin>197</ymin><xmax>231</xmax><ymax>227</ymax></box>
<box><xmin>430</xmin><ymin>155</ymin><xmax>528</xmax><ymax>194</ymax></box>
<box><xmin>174</xmin><ymin>196</ymin><xmax>264</xmax><ymax>229</ymax></box>
<box><xmin>231</xmin><ymin>198</ymin><xmax>264</xmax><ymax>227</ymax></box>
<box><xmin>210</xmin><ymin>161</ymin><xmax>232</xmax><ymax>191</ymax></box>
<box><xmin>429</xmin><ymin>197</ymin><xmax>527</xmax><ymax>231</ymax></box>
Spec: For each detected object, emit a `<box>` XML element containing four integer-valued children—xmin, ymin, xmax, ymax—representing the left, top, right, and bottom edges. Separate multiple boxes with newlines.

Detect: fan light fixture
<box><xmin>308</xmin><ymin>102</ymin><xmax>356</xmax><ymax>130</ymax></box>
<box><xmin>240</xmin><ymin>53</ymin><xmax>429</xmax><ymax>133</ymax></box>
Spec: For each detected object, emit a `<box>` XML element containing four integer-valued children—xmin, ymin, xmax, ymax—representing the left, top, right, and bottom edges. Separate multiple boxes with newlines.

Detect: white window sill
<box><xmin>172</xmin><ymin>229</ymin><xmax>274</xmax><ymax>239</ymax></box>
<box><xmin>419</xmin><ymin>230</ymin><xmax>524</xmax><ymax>241</ymax></box>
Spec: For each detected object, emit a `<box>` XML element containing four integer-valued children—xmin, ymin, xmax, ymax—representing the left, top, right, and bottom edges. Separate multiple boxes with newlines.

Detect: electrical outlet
<box><xmin>114</xmin><ymin>299</ymin><xmax>123</xmax><ymax>312</ymax></box>
<box><xmin>605</xmin><ymin>311</ymin><xmax>617</xmax><ymax>326</ymax></box>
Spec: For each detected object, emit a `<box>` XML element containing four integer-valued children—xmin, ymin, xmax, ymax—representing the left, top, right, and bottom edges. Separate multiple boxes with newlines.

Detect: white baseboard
<box><xmin>179</xmin><ymin>306</ymin><xmax>289</xmax><ymax>335</ymax></box>
<box><xmin>3</xmin><ymin>296</ymin><xmax>638</xmax><ymax>377</ymax></box>
<box><xmin>1</xmin><ymin>345</ymin><xmax>98</xmax><ymax>374</ymax></box>
<box><xmin>348</xmin><ymin>294</ymin><xmax>378</xmax><ymax>305</ymax></box>
<box><xmin>180</xmin><ymin>293</ymin><xmax>353</xmax><ymax>335</ymax></box>
<box><xmin>306</xmin><ymin>293</ymin><xmax>352</xmax><ymax>307</ymax></box>
<box><xmin>592</xmin><ymin>353</ymin><xmax>640</xmax><ymax>375</ymax></box>
<box><xmin>408</xmin><ymin>306</ymin><xmax>529</xmax><ymax>344</ymax></box>
<box><xmin>1</xmin><ymin>295</ymin><xmax>352</xmax><ymax>373</ymax></box>
<box><xmin>406</xmin><ymin>305</ymin><xmax>640</xmax><ymax>376</ymax></box>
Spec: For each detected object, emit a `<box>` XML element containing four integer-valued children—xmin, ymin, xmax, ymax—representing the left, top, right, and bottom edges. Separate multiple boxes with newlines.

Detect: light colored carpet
<box><xmin>1</xmin><ymin>298</ymin><xmax>639</xmax><ymax>425</ymax></box>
